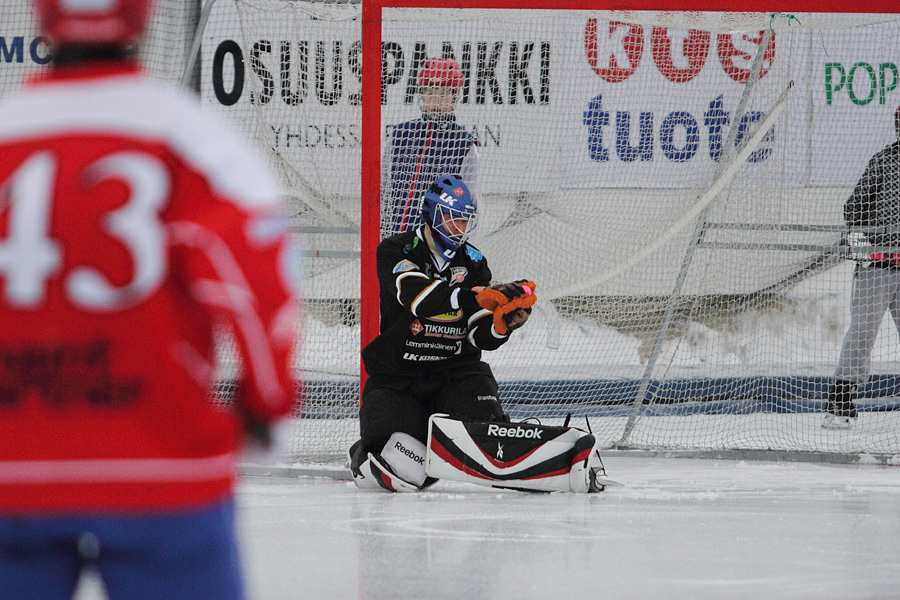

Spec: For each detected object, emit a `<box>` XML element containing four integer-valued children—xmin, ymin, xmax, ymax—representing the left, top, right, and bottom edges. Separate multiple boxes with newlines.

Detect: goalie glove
<box><xmin>494</xmin><ymin>283</ymin><xmax>536</xmax><ymax>335</ymax></box>
<box><xmin>498</xmin><ymin>306</ymin><xmax>532</xmax><ymax>334</ymax></box>
<box><xmin>476</xmin><ymin>280</ymin><xmax>536</xmax><ymax>311</ymax></box>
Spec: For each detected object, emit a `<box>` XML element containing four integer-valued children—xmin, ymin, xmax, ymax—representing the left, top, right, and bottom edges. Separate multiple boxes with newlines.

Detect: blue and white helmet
<box><xmin>421</xmin><ymin>175</ymin><xmax>478</xmax><ymax>260</ymax></box>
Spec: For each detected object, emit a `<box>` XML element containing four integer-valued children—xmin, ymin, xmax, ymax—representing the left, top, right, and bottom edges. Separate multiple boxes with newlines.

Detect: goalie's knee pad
<box><xmin>349</xmin><ymin>433</ymin><xmax>436</xmax><ymax>493</ymax></box>
<box><xmin>425</xmin><ymin>414</ymin><xmax>609</xmax><ymax>493</ymax></box>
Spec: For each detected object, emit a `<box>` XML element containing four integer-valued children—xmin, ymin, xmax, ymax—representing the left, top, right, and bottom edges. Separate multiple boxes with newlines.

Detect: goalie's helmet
<box><xmin>34</xmin><ymin>0</ymin><xmax>154</xmax><ymax>46</ymax></box>
<box><xmin>421</xmin><ymin>175</ymin><xmax>478</xmax><ymax>260</ymax></box>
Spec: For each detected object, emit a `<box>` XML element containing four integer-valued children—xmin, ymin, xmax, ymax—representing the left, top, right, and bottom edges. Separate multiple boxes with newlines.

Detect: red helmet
<box><xmin>33</xmin><ymin>0</ymin><xmax>154</xmax><ymax>46</ymax></box>
<box><xmin>417</xmin><ymin>58</ymin><xmax>464</xmax><ymax>91</ymax></box>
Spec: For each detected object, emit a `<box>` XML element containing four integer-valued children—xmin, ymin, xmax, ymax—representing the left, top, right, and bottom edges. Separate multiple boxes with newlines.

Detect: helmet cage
<box><xmin>421</xmin><ymin>176</ymin><xmax>478</xmax><ymax>259</ymax></box>
<box><xmin>430</xmin><ymin>202</ymin><xmax>478</xmax><ymax>250</ymax></box>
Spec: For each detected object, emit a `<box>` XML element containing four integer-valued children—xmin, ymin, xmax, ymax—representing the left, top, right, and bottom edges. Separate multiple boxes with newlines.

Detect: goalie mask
<box><xmin>34</xmin><ymin>0</ymin><xmax>154</xmax><ymax>46</ymax></box>
<box><xmin>422</xmin><ymin>175</ymin><xmax>478</xmax><ymax>260</ymax></box>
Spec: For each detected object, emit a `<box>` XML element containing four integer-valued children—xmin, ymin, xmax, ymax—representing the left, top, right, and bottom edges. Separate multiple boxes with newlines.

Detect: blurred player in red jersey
<box><xmin>0</xmin><ymin>1</ymin><xmax>300</xmax><ymax>599</ymax></box>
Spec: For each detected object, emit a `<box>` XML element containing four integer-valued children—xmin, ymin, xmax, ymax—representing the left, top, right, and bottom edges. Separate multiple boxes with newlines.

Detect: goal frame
<box><xmin>360</xmin><ymin>0</ymin><xmax>899</xmax><ymax>388</ymax></box>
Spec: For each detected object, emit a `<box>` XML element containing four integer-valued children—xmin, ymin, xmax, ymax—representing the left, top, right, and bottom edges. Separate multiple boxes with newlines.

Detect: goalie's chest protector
<box><xmin>364</xmin><ymin>233</ymin><xmax>490</xmax><ymax>374</ymax></box>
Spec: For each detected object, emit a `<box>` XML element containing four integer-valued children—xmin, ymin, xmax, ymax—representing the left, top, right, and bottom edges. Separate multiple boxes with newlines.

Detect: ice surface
<box><xmin>73</xmin><ymin>455</ymin><xmax>900</xmax><ymax>600</ymax></box>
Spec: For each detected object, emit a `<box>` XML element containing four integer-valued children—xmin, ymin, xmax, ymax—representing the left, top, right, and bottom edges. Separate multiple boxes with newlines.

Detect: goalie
<box><xmin>349</xmin><ymin>175</ymin><xmax>608</xmax><ymax>493</ymax></box>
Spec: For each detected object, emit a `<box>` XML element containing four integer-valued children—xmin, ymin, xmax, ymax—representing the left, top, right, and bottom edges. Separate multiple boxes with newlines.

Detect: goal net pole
<box><xmin>619</xmin><ymin>76</ymin><xmax>793</xmax><ymax>446</ymax></box>
<box><xmin>619</xmin><ymin>28</ymin><xmax>779</xmax><ymax>444</ymax></box>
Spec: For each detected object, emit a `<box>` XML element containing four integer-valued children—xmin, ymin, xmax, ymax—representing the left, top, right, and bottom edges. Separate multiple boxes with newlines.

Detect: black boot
<box><xmin>347</xmin><ymin>439</ymin><xmax>364</xmax><ymax>476</ymax></box>
<box><xmin>823</xmin><ymin>380</ymin><xmax>858</xmax><ymax>428</ymax></box>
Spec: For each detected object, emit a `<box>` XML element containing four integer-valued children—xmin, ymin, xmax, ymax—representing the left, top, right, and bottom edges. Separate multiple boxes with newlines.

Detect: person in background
<box><xmin>825</xmin><ymin>107</ymin><xmax>900</xmax><ymax>429</ymax></box>
<box><xmin>381</xmin><ymin>58</ymin><xmax>479</xmax><ymax>237</ymax></box>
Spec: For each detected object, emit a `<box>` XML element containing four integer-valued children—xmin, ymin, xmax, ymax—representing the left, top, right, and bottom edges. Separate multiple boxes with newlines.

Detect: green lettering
<box><xmin>879</xmin><ymin>62</ymin><xmax>898</xmax><ymax>105</ymax></box>
<box><xmin>824</xmin><ymin>62</ymin><xmax>845</xmax><ymax>105</ymax></box>
<box><xmin>848</xmin><ymin>62</ymin><xmax>876</xmax><ymax>106</ymax></box>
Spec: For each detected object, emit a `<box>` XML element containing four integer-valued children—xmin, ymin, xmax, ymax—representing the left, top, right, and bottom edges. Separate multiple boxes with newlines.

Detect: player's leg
<box><xmin>350</xmin><ymin>376</ymin><xmax>434</xmax><ymax>492</ymax></box>
<box><xmin>827</xmin><ymin>267</ymin><xmax>893</xmax><ymax>427</ymax></box>
<box><xmin>425</xmin><ymin>415</ymin><xmax>610</xmax><ymax>492</ymax></box>
<box><xmin>429</xmin><ymin>363</ymin><xmax>608</xmax><ymax>493</ymax></box>
<box><xmin>433</xmin><ymin>361</ymin><xmax>506</xmax><ymax>423</ymax></box>
<box><xmin>0</xmin><ymin>515</ymin><xmax>83</xmax><ymax>600</ymax></box>
<box><xmin>97</xmin><ymin>497</ymin><xmax>244</xmax><ymax>600</ymax></box>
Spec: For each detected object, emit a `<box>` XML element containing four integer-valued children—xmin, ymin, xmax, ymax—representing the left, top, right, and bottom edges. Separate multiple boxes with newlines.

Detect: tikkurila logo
<box><xmin>453</xmin><ymin>187</ymin><xmax>465</xmax><ymax>196</ymax></box>
<box><xmin>410</xmin><ymin>320</ymin><xmax>424</xmax><ymax>335</ymax></box>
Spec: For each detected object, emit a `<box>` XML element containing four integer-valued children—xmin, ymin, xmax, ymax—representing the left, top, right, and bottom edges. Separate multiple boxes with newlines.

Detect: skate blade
<box><xmin>821</xmin><ymin>414</ymin><xmax>855</xmax><ymax>429</ymax></box>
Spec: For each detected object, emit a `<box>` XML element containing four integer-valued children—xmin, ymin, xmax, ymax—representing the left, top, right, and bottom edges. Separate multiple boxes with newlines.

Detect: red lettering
<box><xmin>651</xmin><ymin>27</ymin><xmax>710</xmax><ymax>83</ymax></box>
<box><xmin>717</xmin><ymin>31</ymin><xmax>775</xmax><ymax>83</ymax></box>
<box><xmin>584</xmin><ymin>19</ymin><xmax>643</xmax><ymax>83</ymax></box>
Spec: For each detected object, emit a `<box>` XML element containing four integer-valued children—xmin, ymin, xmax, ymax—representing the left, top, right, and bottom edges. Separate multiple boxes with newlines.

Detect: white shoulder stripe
<box><xmin>0</xmin><ymin>76</ymin><xmax>279</xmax><ymax>210</ymax></box>
<box><xmin>410</xmin><ymin>280</ymin><xmax>441</xmax><ymax>316</ymax></box>
<box><xmin>395</xmin><ymin>271</ymin><xmax>429</xmax><ymax>304</ymax></box>
<box><xmin>468</xmin><ymin>308</ymin><xmax>493</xmax><ymax>328</ymax></box>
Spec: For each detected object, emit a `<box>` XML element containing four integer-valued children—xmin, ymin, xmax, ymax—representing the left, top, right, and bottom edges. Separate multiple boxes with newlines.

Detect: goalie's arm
<box><xmin>377</xmin><ymin>239</ymin><xmax>482</xmax><ymax>318</ymax></box>
<box><xmin>466</xmin><ymin>309</ymin><xmax>509</xmax><ymax>350</ymax></box>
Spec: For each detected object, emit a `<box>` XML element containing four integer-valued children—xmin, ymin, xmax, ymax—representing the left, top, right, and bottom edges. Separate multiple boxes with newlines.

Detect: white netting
<box><xmin>200</xmin><ymin>2</ymin><xmax>900</xmax><ymax>461</ymax></box>
<box><xmin>197</xmin><ymin>0</ymin><xmax>362</xmax><ymax>463</ymax></box>
<box><xmin>370</xmin><ymin>7</ymin><xmax>900</xmax><ymax>459</ymax></box>
<box><xmin>6</xmin><ymin>0</ymin><xmax>900</xmax><ymax>462</ymax></box>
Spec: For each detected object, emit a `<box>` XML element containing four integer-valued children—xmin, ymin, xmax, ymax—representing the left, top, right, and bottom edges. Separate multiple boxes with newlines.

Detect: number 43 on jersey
<box><xmin>0</xmin><ymin>150</ymin><xmax>170</xmax><ymax>311</ymax></box>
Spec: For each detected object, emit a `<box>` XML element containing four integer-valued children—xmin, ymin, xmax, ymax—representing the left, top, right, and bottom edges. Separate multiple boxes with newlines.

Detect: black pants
<box><xmin>359</xmin><ymin>361</ymin><xmax>506</xmax><ymax>456</ymax></box>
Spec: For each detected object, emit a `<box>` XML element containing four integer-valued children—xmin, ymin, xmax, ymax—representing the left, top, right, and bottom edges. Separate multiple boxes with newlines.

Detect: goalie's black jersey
<box><xmin>362</xmin><ymin>228</ymin><xmax>509</xmax><ymax>375</ymax></box>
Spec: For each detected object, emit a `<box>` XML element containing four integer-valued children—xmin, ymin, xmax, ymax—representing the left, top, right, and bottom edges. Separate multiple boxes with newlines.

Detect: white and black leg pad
<box><xmin>351</xmin><ymin>433</ymin><xmax>430</xmax><ymax>493</ymax></box>
<box><xmin>426</xmin><ymin>414</ymin><xmax>610</xmax><ymax>493</ymax></box>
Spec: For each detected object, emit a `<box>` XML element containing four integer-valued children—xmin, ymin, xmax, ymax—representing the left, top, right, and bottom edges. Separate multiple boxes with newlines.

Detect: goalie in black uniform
<box><xmin>349</xmin><ymin>175</ymin><xmax>608</xmax><ymax>493</ymax></box>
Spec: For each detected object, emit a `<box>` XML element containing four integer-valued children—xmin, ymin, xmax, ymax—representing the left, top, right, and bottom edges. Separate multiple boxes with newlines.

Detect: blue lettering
<box><xmin>583</xmin><ymin>94</ymin><xmax>609</xmax><ymax>162</ymax></box>
<box><xmin>30</xmin><ymin>36</ymin><xmax>52</xmax><ymax>65</ymax></box>
<box><xmin>703</xmin><ymin>94</ymin><xmax>730</xmax><ymax>162</ymax></box>
<box><xmin>0</xmin><ymin>37</ymin><xmax>24</xmax><ymax>63</ymax></box>
<box><xmin>615</xmin><ymin>111</ymin><xmax>653</xmax><ymax>162</ymax></box>
<box><xmin>583</xmin><ymin>95</ymin><xmax>772</xmax><ymax>165</ymax></box>
<box><xmin>659</xmin><ymin>111</ymin><xmax>700</xmax><ymax>162</ymax></box>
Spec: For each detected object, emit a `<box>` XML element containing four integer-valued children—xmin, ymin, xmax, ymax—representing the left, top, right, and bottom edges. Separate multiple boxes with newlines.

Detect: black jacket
<box><xmin>845</xmin><ymin>141</ymin><xmax>900</xmax><ymax>256</ymax></box>
<box><xmin>361</xmin><ymin>228</ymin><xmax>509</xmax><ymax>376</ymax></box>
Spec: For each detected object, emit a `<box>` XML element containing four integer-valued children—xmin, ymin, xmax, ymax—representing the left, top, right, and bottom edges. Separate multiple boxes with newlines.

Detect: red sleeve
<box><xmin>168</xmin><ymin>180</ymin><xmax>300</xmax><ymax>423</ymax></box>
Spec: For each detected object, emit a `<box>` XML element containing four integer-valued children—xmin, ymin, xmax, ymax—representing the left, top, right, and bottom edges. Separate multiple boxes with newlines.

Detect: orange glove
<box><xmin>475</xmin><ymin>280</ymin><xmax>536</xmax><ymax>335</ymax></box>
<box><xmin>476</xmin><ymin>280</ymin><xmax>536</xmax><ymax>311</ymax></box>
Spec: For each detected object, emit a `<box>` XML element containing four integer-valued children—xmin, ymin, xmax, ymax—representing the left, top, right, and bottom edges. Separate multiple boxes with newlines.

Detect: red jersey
<box><xmin>0</xmin><ymin>61</ymin><xmax>300</xmax><ymax>512</ymax></box>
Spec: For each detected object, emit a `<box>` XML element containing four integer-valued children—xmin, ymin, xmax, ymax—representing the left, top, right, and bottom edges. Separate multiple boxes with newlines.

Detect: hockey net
<box><xmin>218</xmin><ymin>0</ymin><xmax>900</xmax><ymax>463</ymax></box>
<box><xmin>198</xmin><ymin>1</ymin><xmax>900</xmax><ymax>462</ymax></box>
<box><xmin>6</xmin><ymin>0</ymin><xmax>900</xmax><ymax>463</ymax></box>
